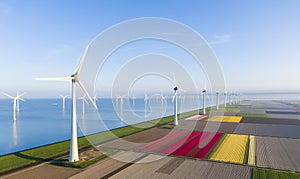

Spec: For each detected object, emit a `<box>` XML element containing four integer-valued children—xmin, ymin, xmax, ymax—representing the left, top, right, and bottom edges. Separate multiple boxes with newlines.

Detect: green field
<box><xmin>253</xmin><ymin>168</ymin><xmax>300</xmax><ymax>179</ymax></box>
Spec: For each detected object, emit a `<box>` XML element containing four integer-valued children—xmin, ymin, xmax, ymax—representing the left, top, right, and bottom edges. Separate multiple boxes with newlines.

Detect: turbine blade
<box><xmin>77</xmin><ymin>80</ymin><xmax>98</xmax><ymax>109</ymax></box>
<box><xmin>18</xmin><ymin>98</ymin><xmax>25</xmax><ymax>102</ymax></box>
<box><xmin>75</xmin><ymin>45</ymin><xmax>89</xmax><ymax>75</ymax></box>
<box><xmin>36</xmin><ymin>77</ymin><xmax>73</xmax><ymax>81</ymax></box>
<box><xmin>17</xmin><ymin>92</ymin><xmax>26</xmax><ymax>98</ymax></box>
<box><xmin>172</xmin><ymin>73</ymin><xmax>177</xmax><ymax>86</ymax></box>
<box><xmin>3</xmin><ymin>93</ymin><xmax>14</xmax><ymax>99</ymax></box>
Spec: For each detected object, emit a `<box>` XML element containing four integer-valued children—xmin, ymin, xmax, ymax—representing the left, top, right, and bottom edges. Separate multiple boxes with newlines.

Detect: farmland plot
<box><xmin>207</xmin><ymin>116</ymin><xmax>242</xmax><ymax>123</ymax></box>
<box><xmin>234</xmin><ymin>123</ymin><xmax>300</xmax><ymax>138</ymax></box>
<box><xmin>171</xmin><ymin>159</ymin><xmax>251</xmax><ymax>178</ymax></box>
<box><xmin>209</xmin><ymin>134</ymin><xmax>249</xmax><ymax>164</ymax></box>
<box><xmin>248</xmin><ymin>135</ymin><xmax>256</xmax><ymax>165</ymax></box>
<box><xmin>256</xmin><ymin>136</ymin><xmax>300</xmax><ymax>172</ymax></box>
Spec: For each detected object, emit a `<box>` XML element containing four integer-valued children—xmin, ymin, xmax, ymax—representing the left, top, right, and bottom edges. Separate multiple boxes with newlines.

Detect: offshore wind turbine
<box><xmin>36</xmin><ymin>47</ymin><xmax>97</xmax><ymax>162</ymax></box>
<box><xmin>144</xmin><ymin>94</ymin><xmax>148</xmax><ymax>115</ymax></box>
<box><xmin>132</xmin><ymin>95</ymin><xmax>136</xmax><ymax>106</ymax></box>
<box><xmin>115</xmin><ymin>95</ymin><xmax>119</xmax><ymax>106</ymax></box>
<box><xmin>16</xmin><ymin>91</ymin><xmax>24</xmax><ymax>112</ymax></box>
<box><xmin>118</xmin><ymin>95</ymin><xmax>125</xmax><ymax>119</ymax></box>
<box><xmin>60</xmin><ymin>94</ymin><xmax>68</xmax><ymax>111</ymax></box>
<box><xmin>93</xmin><ymin>94</ymin><xmax>97</xmax><ymax>105</ymax></box>
<box><xmin>3</xmin><ymin>92</ymin><xmax>25</xmax><ymax>121</ymax></box>
<box><xmin>79</xmin><ymin>95</ymin><xmax>88</xmax><ymax>115</ymax></box>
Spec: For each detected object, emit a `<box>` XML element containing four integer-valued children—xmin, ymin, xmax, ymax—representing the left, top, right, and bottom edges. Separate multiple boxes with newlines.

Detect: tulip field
<box><xmin>135</xmin><ymin>130</ymin><xmax>252</xmax><ymax>165</ymax></box>
<box><xmin>209</xmin><ymin>134</ymin><xmax>249</xmax><ymax>164</ymax></box>
<box><xmin>207</xmin><ymin>116</ymin><xmax>242</xmax><ymax>123</ymax></box>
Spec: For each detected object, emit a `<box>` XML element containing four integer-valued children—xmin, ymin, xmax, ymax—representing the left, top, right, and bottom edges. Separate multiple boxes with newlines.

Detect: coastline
<box><xmin>0</xmin><ymin>108</ymin><xmax>201</xmax><ymax>175</ymax></box>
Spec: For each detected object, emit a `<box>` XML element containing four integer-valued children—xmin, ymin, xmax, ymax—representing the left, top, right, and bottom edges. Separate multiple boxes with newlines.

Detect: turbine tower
<box><xmin>216</xmin><ymin>91</ymin><xmax>219</xmax><ymax>110</ymax></box>
<box><xmin>229</xmin><ymin>92</ymin><xmax>232</xmax><ymax>106</ymax></box>
<box><xmin>132</xmin><ymin>95</ymin><xmax>136</xmax><ymax>106</ymax></box>
<box><xmin>60</xmin><ymin>94</ymin><xmax>68</xmax><ymax>111</ymax></box>
<box><xmin>3</xmin><ymin>92</ymin><xmax>25</xmax><ymax>121</ymax></box>
<box><xmin>119</xmin><ymin>95</ymin><xmax>125</xmax><ymax>120</ymax></box>
<box><xmin>93</xmin><ymin>94</ymin><xmax>97</xmax><ymax>105</ymax></box>
<box><xmin>202</xmin><ymin>90</ymin><xmax>206</xmax><ymax>115</ymax></box>
<box><xmin>171</xmin><ymin>74</ymin><xmax>187</xmax><ymax>125</ymax></box>
<box><xmin>172</xmin><ymin>86</ymin><xmax>178</xmax><ymax>125</ymax></box>
<box><xmin>79</xmin><ymin>95</ymin><xmax>88</xmax><ymax>115</ymax></box>
<box><xmin>224</xmin><ymin>92</ymin><xmax>227</xmax><ymax>108</ymax></box>
<box><xmin>144</xmin><ymin>94</ymin><xmax>148</xmax><ymax>115</ymax></box>
<box><xmin>36</xmin><ymin>47</ymin><xmax>97</xmax><ymax>162</ymax></box>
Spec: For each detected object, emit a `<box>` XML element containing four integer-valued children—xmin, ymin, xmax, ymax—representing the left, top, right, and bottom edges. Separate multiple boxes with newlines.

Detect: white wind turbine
<box><xmin>171</xmin><ymin>74</ymin><xmax>187</xmax><ymax>126</ymax></box>
<box><xmin>3</xmin><ymin>92</ymin><xmax>25</xmax><ymax>121</ymax></box>
<box><xmin>119</xmin><ymin>95</ymin><xmax>125</xmax><ymax>120</ymax></box>
<box><xmin>115</xmin><ymin>95</ymin><xmax>119</xmax><ymax>106</ymax></box>
<box><xmin>224</xmin><ymin>92</ymin><xmax>227</xmax><ymax>108</ymax></box>
<box><xmin>172</xmin><ymin>86</ymin><xmax>179</xmax><ymax>125</ymax></box>
<box><xmin>202</xmin><ymin>90</ymin><xmax>207</xmax><ymax>115</ymax></box>
<box><xmin>79</xmin><ymin>95</ymin><xmax>88</xmax><ymax>115</ymax></box>
<box><xmin>36</xmin><ymin>47</ymin><xmax>98</xmax><ymax>162</ymax></box>
<box><xmin>60</xmin><ymin>94</ymin><xmax>68</xmax><ymax>111</ymax></box>
<box><xmin>216</xmin><ymin>91</ymin><xmax>220</xmax><ymax>110</ymax></box>
<box><xmin>16</xmin><ymin>91</ymin><xmax>24</xmax><ymax>112</ymax></box>
<box><xmin>144</xmin><ymin>94</ymin><xmax>148</xmax><ymax>115</ymax></box>
<box><xmin>132</xmin><ymin>95</ymin><xmax>136</xmax><ymax>106</ymax></box>
<box><xmin>93</xmin><ymin>94</ymin><xmax>97</xmax><ymax>105</ymax></box>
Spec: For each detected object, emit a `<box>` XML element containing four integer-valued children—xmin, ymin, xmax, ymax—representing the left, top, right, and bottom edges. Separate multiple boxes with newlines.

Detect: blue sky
<box><xmin>1</xmin><ymin>0</ymin><xmax>300</xmax><ymax>98</ymax></box>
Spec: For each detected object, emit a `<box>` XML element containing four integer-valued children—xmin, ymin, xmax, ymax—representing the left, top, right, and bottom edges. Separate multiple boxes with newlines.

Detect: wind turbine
<box><xmin>132</xmin><ymin>95</ymin><xmax>136</xmax><ymax>106</ymax></box>
<box><xmin>171</xmin><ymin>74</ymin><xmax>187</xmax><ymax>125</ymax></box>
<box><xmin>36</xmin><ymin>47</ymin><xmax>98</xmax><ymax>162</ymax></box>
<box><xmin>79</xmin><ymin>95</ymin><xmax>88</xmax><ymax>115</ymax></box>
<box><xmin>119</xmin><ymin>95</ymin><xmax>125</xmax><ymax>119</ymax></box>
<box><xmin>3</xmin><ymin>92</ymin><xmax>25</xmax><ymax>121</ymax></box>
<box><xmin>160</xmin><ymin>94</ymin><xmax>165</xmax><ymax>105</ymax></box>
<box><xmin>144</xmin><ymin>94</ymin><xmax>148</xmax><ymax>115</ymax></box>
<box><xmin>172</xmin><ymin>86</ymin><xmax>178</xmax><ymax>125</ymax></box>
<box><xmin>224</xmin><ymin>92</ymin><xmax>227</xmax><ymax>108</ymax></box>
<box><xmin>202</xmin><ymin>90</ymin><xmax>206</xmax><ymax>115</ymax></box>
<box><xmin>229</xmin><ymin>92</ymin><xmax>232</xmax><ymax>106</ymax></box>
<box><xmin>60</xmin><ymin>94</ymin><xmax>68</xmax><ymax>111</ymax></box>
<box><xmin>216</xmin><ymin>91</ymin><xmax>220</xmax><ymax>110</ymax></box>
<box><xmin>115</xmin><ymin>95</ymin><xmax>119</xmax><ymax>106</ymax></box>
<box><xmin>93</xmin><ymin>94</ymin><xmax>97</xmax><ymax>105</ymax></box>
<box><xmin>16</xmin><ymin>91</ymin><xmax>24</xmax><ymax>112</ymax></box>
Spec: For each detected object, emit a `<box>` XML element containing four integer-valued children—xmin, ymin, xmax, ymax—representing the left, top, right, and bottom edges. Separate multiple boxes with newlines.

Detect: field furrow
<box><xmin>256</xmin><ymin>136</ymin><xmax>300</xmax><ymax>172</ymax></box>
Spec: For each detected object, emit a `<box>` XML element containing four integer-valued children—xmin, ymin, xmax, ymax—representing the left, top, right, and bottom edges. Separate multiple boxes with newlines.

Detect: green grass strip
<box><xmin>252</xmin><ymin>167</ymin><xmax>300</xmax><ymax>179</ymax></box>
<box><xmin>204</xmin><ymin>134</ymin><xmax>226</xmax><ymax>159</ymax></box>
<box><xmin>237</xmin><ymin>113</ymin><xmax>269</xmax><ymax>118</ymax></box>
<box><xmin>51</xmin><ymin>148</ymin><xmax>119</xmax><ymax>168</ymax></box>
<box><xmin>243</xmin><ymin>135</ymin><xmax>250</xmax><ymax>164</ymax></box>
<box><xmin>224</xmin><ymin>107</ymin><xmax>240</xmax><ymax>113</ymax></box>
